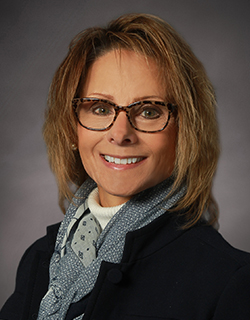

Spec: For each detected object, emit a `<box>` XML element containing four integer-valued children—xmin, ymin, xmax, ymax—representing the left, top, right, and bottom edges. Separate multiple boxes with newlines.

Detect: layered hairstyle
<box><xmin>43</xmin><ymin>13</ymin><xmax>220</xmax><ymax>228</ymax></box>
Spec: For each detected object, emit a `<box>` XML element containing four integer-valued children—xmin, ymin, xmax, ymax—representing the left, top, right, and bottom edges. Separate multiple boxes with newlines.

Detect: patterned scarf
<box><xmin>37</xmin><ymin>177</ymin><xmax>186</xmax><ymax>319</ymax></box>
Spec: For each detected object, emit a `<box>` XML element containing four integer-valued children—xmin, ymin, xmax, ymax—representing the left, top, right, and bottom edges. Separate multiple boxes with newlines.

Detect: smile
<box><xmin>103</xmin><ymin>155</ymin><xmax>144</xmax><ymax>165</ymax></box>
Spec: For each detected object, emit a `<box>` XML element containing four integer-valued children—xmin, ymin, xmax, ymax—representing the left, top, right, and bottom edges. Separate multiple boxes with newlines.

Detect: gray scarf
<box><xmin>38</xmin><ymin>177</ymin><xmax>186</xmax><ymax>319</ymax></box>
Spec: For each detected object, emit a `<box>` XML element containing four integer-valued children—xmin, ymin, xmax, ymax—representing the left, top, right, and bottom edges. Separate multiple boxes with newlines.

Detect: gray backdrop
<box><xmin>1</xmin><ymin>0</ymin><xmax>250</xmax><ymax>307</ymax></box>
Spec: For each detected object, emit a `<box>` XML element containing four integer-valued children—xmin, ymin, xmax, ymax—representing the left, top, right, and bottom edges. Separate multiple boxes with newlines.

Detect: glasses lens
<box><xmin>129</xmin><ymin>102</ymin><xmax>169</xmax><ymax>132</ymax></box>
<box><xmin>76</xmin><ymin>99</ymin><xmax>115</xmax><ymax>130</ymax></box>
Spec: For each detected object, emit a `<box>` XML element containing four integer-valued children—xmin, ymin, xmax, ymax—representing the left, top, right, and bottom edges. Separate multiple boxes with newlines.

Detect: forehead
<box><xmin>82</xmin><ymin>49</ymin><xmax>164</xmax><ymax>101</ymax></box>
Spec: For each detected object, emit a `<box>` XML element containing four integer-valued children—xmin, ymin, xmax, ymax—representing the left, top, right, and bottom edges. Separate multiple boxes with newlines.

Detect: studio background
<box><xmin>1</xmin><ymin>0</ymin><xmax>250</xmax><ymax>307</ymax></box>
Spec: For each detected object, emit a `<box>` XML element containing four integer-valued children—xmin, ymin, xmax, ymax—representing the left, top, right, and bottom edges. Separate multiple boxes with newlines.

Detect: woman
<box><xmin>1</xmin><ymin>13</ymin><xmax>250</xmax><ymax>320</ymax></box>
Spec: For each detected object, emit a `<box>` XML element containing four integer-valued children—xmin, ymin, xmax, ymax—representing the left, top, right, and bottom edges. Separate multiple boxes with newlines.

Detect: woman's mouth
<box><xmin>103</xmin><ymin>155</ymin><xmax>144</xmax><ymax>165</ymax></box>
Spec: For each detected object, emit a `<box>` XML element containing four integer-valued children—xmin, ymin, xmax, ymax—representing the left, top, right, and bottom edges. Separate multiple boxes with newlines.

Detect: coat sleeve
<box><xmin>213</xmin><ymin>263</ymin><xmax>250</xmax><ymax>319</ymax></box>
<box><xmin>0</xmin><ymin>230</ymin><xmax>57</xmax><ymax>320</ymax></box>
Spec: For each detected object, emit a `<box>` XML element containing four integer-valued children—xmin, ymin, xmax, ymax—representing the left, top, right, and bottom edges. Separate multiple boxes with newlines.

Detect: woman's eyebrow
<box><xmin>87</xmin><ymin>92</ymin><xmax>114</xmax><ymax>100</ymax></box>
<box><xmin>134</xmin><ymin>95</ymin><xmax>165</xmax><ymax>101</ymax></box>
<box><xmin>86</xmin><ymin>93</ymin><xmax>165</xmax><ymax>102</ymax></box>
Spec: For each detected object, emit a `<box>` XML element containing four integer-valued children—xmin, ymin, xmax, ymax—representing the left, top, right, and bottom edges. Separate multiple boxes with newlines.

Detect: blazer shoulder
<box><xmin>192</xmin><ymin>225</ymin><xmax>250</xmax><ymax>266</ymax></box>
<box><xmin>0</xmin><ymin>222</ymin><xmax>61</xmax><ymax>320</ymax></box>
<box><xmin>27</xmin><ymin>221</ymin><xmax>61</xmax><ymax>255</ymax></box>
<box><xmin>213</xmin><ymin>262</ymin><xmax>250</xmax><ymax>319</ymax></box>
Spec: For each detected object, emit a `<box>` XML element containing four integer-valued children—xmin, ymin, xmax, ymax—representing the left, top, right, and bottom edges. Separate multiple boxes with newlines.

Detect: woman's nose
<box><xmin>106</xmin><ymin>111</ymin><xmax>138</xmax><ymax>145</ymax></box>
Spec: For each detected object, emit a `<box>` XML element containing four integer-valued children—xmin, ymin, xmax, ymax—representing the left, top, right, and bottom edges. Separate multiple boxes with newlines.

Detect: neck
<box><xmin>98</xmin><ymin>185</ymin><xmax>131</xmax><ymax>207</ymax></box>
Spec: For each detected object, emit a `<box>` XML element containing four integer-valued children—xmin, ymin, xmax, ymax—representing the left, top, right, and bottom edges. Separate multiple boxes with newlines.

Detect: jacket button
<box><xmin>107</xmin><ymin>269</ymin><xmax>123</xmax><ymax>284</ymax></box>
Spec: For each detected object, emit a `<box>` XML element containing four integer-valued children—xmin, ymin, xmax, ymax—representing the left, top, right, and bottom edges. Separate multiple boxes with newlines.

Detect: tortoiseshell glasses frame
<box><xmin>72</xmin><ymin>97</ymin><xmax>177</xmax><ymax>133</ymax></box>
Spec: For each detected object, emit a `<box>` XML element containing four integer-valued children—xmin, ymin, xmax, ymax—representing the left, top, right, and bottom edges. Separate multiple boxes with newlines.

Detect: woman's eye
<box><xmin>140</xmin><ymin>107</ymin><xmax>161</xmax><ymax>119</ymax></box>
<box><xmin>92</xmin><ymin>104</ymin><xmax>112</xmax><ymax>116</ymax></box>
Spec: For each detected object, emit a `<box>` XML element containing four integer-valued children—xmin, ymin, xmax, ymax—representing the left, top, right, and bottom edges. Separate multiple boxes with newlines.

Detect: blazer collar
<box><xmin>121</xmin><ymin>212</ymin><xmax>189</xmax><ymax>263</ymax></box>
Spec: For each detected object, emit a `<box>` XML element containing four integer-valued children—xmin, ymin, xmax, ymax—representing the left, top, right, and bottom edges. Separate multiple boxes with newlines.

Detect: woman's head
<box><xmin>43</xmin><ymin>13</ymin><xmax>220</xmax><ymax>227</ymax></box>
<box><xmin>77</xmin><ymin>49</ymin><xmax>177</xmax><ymax>208</ymax></box>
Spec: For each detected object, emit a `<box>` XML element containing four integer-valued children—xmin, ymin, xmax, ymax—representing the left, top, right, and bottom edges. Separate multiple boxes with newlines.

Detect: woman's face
<box><xmin>77</xmin><ymin>49</ymin><xmax>177</xmax><ymax>207</ymax></box>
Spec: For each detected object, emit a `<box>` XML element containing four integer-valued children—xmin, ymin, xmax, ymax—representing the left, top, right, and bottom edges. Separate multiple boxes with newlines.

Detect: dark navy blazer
<box><xmin>1</xmin><ymin>212</ymin><xmax>250</xmax><ymax>320</ymax></box>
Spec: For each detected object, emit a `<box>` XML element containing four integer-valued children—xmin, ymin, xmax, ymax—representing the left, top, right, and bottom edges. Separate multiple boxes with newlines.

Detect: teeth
<box><xmin>114</xmin><ymin>158</ymin><xmax>121</xmax><ymax>164</ymax></box>
<box><xmin>104</xmin><ymin>155</ymin><xmax>142</xmax><ymax>164</ymax></box>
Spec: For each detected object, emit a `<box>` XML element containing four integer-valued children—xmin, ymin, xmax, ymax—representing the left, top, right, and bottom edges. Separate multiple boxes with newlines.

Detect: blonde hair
<box><xmin>43</xmin><ymin>13</ymin><xmax>220</xmax><ymax>228</ymax></box>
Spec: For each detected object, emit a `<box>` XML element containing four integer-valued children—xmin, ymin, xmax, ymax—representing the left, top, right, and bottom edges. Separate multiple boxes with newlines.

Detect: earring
<box><xmin>72</xmin><ymin>144</ymin><xmax>78</xmax><ymax>151</ymax></box>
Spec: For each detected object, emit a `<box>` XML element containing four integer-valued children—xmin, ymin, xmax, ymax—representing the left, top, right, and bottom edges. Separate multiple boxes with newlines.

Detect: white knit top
<box><xmin>87</xmin><ymin>187</ymin><xmax>125</xmax><ymax>230</ymax></box>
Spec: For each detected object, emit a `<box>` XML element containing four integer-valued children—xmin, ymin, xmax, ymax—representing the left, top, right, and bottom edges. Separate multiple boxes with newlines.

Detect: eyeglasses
<box><xmin>72</xmin><ymin>98</ymin><xmax>176</xmax><ymax>133</ymax></box>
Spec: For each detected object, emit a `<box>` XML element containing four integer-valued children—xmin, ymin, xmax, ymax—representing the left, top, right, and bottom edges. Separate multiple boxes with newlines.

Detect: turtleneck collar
<box><xmin>87</xmin><ymin>187</ymin><xmax>125</xmax><ymax>230</ymax></box>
